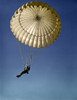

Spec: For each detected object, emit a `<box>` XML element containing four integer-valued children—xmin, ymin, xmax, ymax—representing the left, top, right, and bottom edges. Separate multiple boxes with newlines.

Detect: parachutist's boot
<box><xmin>16</xmin><ymin>74</ymin><xmax>21</xmax><ymax>78</ymax></box>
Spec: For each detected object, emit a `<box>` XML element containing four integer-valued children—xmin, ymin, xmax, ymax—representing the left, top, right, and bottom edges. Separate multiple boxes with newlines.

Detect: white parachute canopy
<box><xmin>10</xmin><ymin>1</ymin><xmax>62</xmax><ymax>48</ymax></box>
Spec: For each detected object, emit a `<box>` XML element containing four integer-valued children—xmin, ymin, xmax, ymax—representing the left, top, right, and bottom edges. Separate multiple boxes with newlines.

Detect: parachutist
<box><xmin>16</xmin><ymin>65</ymin><xmax>30</xmax><ymax>78</ymax></box>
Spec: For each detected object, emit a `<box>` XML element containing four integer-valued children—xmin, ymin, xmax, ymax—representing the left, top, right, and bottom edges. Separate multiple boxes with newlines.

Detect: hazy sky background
<box><xmin>0</xmin><ymin>0</ymin><xmax>77</xmax><ymax>100</ymax></box>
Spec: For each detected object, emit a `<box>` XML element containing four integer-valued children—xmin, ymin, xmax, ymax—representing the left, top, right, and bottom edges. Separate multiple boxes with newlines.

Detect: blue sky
<box><xmin>0</xmin><ymin>0</ymin><xmax>77</xmax><ymax>100</ymax></box>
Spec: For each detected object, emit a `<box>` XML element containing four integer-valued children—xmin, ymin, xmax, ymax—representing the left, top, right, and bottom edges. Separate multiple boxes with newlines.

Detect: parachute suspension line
<box><xmin>29</xmin><ymin>47</ymin><xmax>33</xmax><ymax>65</ymax></box>
<box><xmin>32</xmin><ymin>48</ymin><xmax>45</xmax><ymax>63</ymax></box>
<box><xmin>16</xmin><ymin>40</ymin><xmax>45</xmax><ymax>66</ymax></box>
<box><xmin>16</xmin><ymin>40</ymin><xmax>25</xmax><ymax>67</ymax></box>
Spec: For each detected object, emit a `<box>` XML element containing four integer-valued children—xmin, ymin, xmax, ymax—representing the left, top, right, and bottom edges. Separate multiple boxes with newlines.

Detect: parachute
<box><xmin>10</xmin><ymin>1</ymin><xmax>62</xmax><ymax>67</ymax></box>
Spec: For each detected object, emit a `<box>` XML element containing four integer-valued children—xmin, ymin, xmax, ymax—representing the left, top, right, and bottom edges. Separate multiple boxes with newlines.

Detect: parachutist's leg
<box><xmin>19</xmin><ymin>71</ymin><xmax>25</xmax><ymax>76</ymax></box>
<box><xmin>16</xmin><ymin>69</ymin><xmax>29</xmax><ymax>78</ymax></box>
<box><xmin>16</xmin><ymin>71</ymin><xmax>25</xmax><ymax>78</ymax></box>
